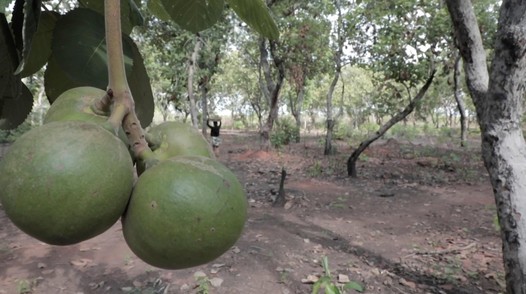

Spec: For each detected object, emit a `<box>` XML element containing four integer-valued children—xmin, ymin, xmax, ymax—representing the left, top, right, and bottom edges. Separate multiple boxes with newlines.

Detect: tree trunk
<box><xmin>446</xmin><ymin>1</ymin><xmax>526</xmax><ymax>292</ymax></box>
<box><xmin>324</xmin><ymin>70</ymin><xmax>339</xmax><ymax>155</ymax></box>
<box><xmin>200</xmin><ymin>80</ymin><xmax>209</xmax><ymax>136</ymax></box>
<box><xmin>347</xmin><ymin>69</ymin><xmax>435</xmax><ymax>177</ymax></box>
<box><xmin>325</xmin><ymin>0</ymin><xmax>344</xmax><ymax>156</ymax></box>
<box><xmin>291</xmin><ymin>86</ymin><xmax>305</xmax><ymax>143</ymax></box>
<box><xmin>258</xmin><ymin>38</ymin><xmax>285</xmax><ymax>149</ymax></box>
<box><xmin>453</xmin><ymin>53</ymin><xmax>468</xmax><ymax>147</ymax></box>
<box><xmin>187</xmin><ymin>34</ymin><xmax>201</xmax><ymax>129</ymax></box>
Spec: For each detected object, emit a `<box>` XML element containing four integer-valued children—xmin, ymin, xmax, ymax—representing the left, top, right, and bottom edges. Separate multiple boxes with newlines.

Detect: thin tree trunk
<box><xmin>324</xmin><ymin>72</ymin><xmax>339</xmax><ymax>155</ymax></box>
<box><xmin>453</xmin><ymin>53</ymin><xmax>468</xmax><ymax>147</ymax></box>
<box><xmin>446</xmin><ymin>1</ymin><xmax>526</xmax><ymax>292</ymax></box>
<box><xmin>324</xmin><ymin>0</ymin><xmax>344</xmax><ymax>156</ymax></box>
<box><xmin>347</xmin><ymin>69</ymin><xmax>436</xmax><ymax>177</ymax></box>
<box><xmin>200</xmin><ymin>80</ymin><xmax>209</xmax><ymax>136</ymax></box>
<box><xmin>291</xmin><ymin>86</ymin><xmax>305</xmax><ymax>142</ymax></box>
<box><xmin>187</xmin><ymin>34</ymin><xmax>201</xmax><ymax>129</ymax></box>
<box><xmin>259</xmin><ymin>38</ymin><xmax>285</xmax><ymax>149</ymax></box>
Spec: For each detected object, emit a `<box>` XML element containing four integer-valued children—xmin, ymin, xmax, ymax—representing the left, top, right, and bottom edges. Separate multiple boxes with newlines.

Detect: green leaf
<box><xmin>160</xmin><ymin>0</ymin><xmax>224</xmax><ymax>33</ymax></box>
<box><xmin>325</xmin><ymin>284</ymin><xmax>340</xmax><ymax>294</ymax></box>
<box><xmin>0</xmin><ymin>83</ymin><xmax>33</xmax><ymax>130</ymax></box>
<box><xmin>51</xmin><ymin>8</ymin><xmax>134</xmax><ymax>90</ymax></box>
<box><xmin>45</xmin><ymin>35</ymin><xmax>154</xmax><ymax>128</ymax></box>
<box><xmin>0</xmin><ymin>13</ymin><xmax>21</xmax><ymax>99</ymax></box>
<box><xmin>311</xmin><ymin>280</ymin><xmax>322</xmax><ymax>294</ymax></box>
<box><xmin>226</xmin><ymin>0</ymin><xmax>279</xmax><ymax>40</ymax></box>
<box><xmin>322</xmin><ymin>256</ymin><xmax>331</xmax><ymax>277</ymax></box>
<box><xmin>43</xmin><ymin>57</ymin><xmax>84</xmax><ymax>104</ymax></box>
<box><xmin>343</xmin><ymin>281</ymin><xmax>365</xmax><ymax>292</ymax></box>
<box><xmin>79</xmin><ymin>0</ymin><xmax>144</xmax><ymax>34</ymax></box>
<box><xmin>147</xmin><ymin>0</ymin><xmax>170</xmax><ymax>22</ymax></box>
<box><xmin>11</xmin><ymin>0</ymin><xmax>41</xmax><ymax>70</ymax></box>
<box><xmin>125</xmin><ymin>35</ymin><xmax>154</xmax><ymax>128</ymax></box>
<box><xmin>16</xmin><ymin>11</ymin><xmax>59</xmax><ymax>77</ymax></box>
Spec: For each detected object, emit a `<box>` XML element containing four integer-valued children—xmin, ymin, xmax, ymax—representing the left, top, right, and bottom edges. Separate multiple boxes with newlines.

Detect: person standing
<box><xmin>207</xmin><ymin>118</ymin><xmax>222</xmax><ymax>156</ymax></box>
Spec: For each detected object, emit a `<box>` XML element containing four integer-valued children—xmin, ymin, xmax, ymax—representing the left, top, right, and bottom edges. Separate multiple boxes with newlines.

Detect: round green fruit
<box><xmin>0</xmin><ymin>121</ymin><xmax>134</xmax><ymax>245</ymax></box>
<box><xmin>122</xmin><ymin>155</ymin><xmax>247</xmax><ymax>269</ymax></box>
<box><xmin>44</xmin><ymin>86</ymin><xmax>131</xmax><ymax>151</ymax></box>
<box><xmin>44</xmin><ymin>86</ymin><xmax>109</xmax><ymax>124</ymax></box>
<box><xmin>147</xmin><ymin>121</ymin><xmax>214</xmax><ymax>160</ymax></box>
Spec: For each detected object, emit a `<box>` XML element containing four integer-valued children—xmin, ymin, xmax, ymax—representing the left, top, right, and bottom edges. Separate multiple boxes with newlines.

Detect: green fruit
<box><xmin>44</xmin><ymin>86</ymin><xmax>131</xmax><ymax>152</ymax></box>
<box><xmin>147</xmin><ymin>121</ymin><xmax>214</xmax><ymax>160</ymax></box>
<box><xmin>137</xmin><ymin>121</ymin><xmax>214</xmax><ymax>174</ymax></box>
<box><xmin>122</xmin><ymin>155</ymin><xmax>247</xmax><ymax>269</ymax></box>
<box><xmin>0</xmin><ymin>121</ymin><xmax>134</xmax><ymax>245</ymax></box>
<box><xmin>44</xmin><ymin>86</ymin><xmax>109</xmax><ymax>124</ymax></box>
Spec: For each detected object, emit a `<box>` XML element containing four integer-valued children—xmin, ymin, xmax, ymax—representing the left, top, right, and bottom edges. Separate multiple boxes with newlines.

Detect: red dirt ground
<box><xmin>0</xmin><ymin>131</ymin><xmax>504</xmax><ymax>294</ymax></box>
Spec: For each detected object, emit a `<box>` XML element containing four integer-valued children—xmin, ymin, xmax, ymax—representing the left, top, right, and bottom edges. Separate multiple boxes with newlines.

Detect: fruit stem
<box><xmin>104</xmin><ymin>0</ymin><xmax>151</xmax><ymax>159</ymax></box>
<box><xmin>91</xmin><ymin>91</ymin><xmax>112</xmax><ymax>116</ymax></box>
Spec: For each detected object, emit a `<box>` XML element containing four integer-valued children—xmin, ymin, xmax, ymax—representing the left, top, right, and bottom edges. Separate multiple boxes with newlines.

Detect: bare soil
<box><xmin>0</xmin><ymin>131</ymin><xmax>505</xmax><ymax>294</ymax></box>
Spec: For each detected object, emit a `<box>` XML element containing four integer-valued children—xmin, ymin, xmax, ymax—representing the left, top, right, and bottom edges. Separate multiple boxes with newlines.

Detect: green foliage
<box><xmin>0</xmin><ymin>83</ymin><xmax>33</xmax><ymax>130</ymax></box>
<box><xmin>308</xmin><ymin>160</ymin><xmax>323</xmax><ymax>177</ymax></box>
<box><xmin>16</xmin><ymin>11</ymin><xmax>58</xmax><ymax>77</ymax></box>
<box><xmin>386</xmin><ymin>124</ymin><xmax>419</xmax><ymax>141</ymax></box>
<box><xmin>312</xmin><ymin>256</ymin><xmax>364</xmax><ymax>294</ymax></box>
<box><xmin>227</xmin><ymin>0</ymin><xmax>279</xmax><ymax>40</ymax></box>
<box><xmin>271</xmin><ymin>118</ymin><xmax>299</xmax><ymax>148</ymax></box>
<box><xmin>195</xmin><ymin>274</ymin><xmax>211</xmax><ymax>294</ymax></box>
<box><xmin>0</xmin><ymin>121</ymin><xmax>32</xmax><ymax>143</ymax></box>
<box><xmin>16</xmin><ymin>279</ymin><xmax>32</xmax><ymax>294</ymax></box>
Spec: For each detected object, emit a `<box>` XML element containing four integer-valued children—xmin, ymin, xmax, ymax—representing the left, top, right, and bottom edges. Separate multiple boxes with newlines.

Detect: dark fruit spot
<box><xmin>150</xmin><ymin>201</ymin><xmax>158</xmax><ymax>209</ymax></box>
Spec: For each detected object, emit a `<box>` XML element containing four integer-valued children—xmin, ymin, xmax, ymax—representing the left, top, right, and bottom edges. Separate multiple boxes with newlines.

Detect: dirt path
<box><xmin>0</xmin><ymin>132</ymin><xmax>504</xmax><ymax>294</ymax></box>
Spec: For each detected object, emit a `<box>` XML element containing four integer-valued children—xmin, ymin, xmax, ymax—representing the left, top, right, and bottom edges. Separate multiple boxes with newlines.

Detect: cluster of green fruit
<box><xmin>0</xmin><ymin>87</ymin><xmax>247</xmax><ymax>270</ymax></box>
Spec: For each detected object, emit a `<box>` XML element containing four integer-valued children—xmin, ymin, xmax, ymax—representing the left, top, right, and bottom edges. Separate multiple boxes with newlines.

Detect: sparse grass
<box><xmin>312</xmin><ymin>256</ymin><xmax>364</xmax><ymax>294</ymax></box>
<box><xmin>16</xmin><ymin>279</ymin><xmax>32</xmax><ymax>294</ymax></box>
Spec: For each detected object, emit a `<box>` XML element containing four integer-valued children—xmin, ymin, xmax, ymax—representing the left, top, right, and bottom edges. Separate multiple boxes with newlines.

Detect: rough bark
<box><xmin>453</xmin><ymin>53</ymin><xmax>468</xmax><ymax>147</ymax></box>
<box><xmin>187</xmin><ymin>34</ymin><xmax>201</xmax><ymax>129</ymax></box>
<box><xmin>259</xmin><ymin>39</ymin><xmax>285</xmax><ymax>149</ymax></box>
<box><xmin>446</xmin><ymin>1</ymin><xmax>526</xmax><ymax>292</ymax></box>
<box><xmin>347</xmin><ymin>69</ymin><xmax>436</xmax><ymax>177</ymax></box>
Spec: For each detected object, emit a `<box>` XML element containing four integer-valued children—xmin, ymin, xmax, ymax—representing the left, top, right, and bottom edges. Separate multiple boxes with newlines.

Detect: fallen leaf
<box><xmin>70</xmin><ymin>259</ymin><xmax>92</xmax><ymax>268</ymax></box>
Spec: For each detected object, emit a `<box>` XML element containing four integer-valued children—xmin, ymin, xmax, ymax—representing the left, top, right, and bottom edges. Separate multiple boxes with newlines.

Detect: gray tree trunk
<box><xmin>187</xmin><ymin>34</ymin><xmax>201</xmax><ymax>129</ymax></box>
<box><xmin>453</xmin><ymin>53</ymin><xmax>468</xmax><ymax>147</ymax></box>
<box><xmin>446</xmin><ymin>1</ymin><xmax>526</xmax><ymax>292</ymax></box>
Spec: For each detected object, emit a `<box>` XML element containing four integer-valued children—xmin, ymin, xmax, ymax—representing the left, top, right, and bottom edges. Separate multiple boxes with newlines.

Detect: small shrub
<box><xmin>334</xmin><ymin>123</ymin><xmax>352</xmax><ymax>140</ymax></box>
<box><xmin>271</xmin><ymin>118</ymin><xmax>299</xmax><ymax>148</ymax></box>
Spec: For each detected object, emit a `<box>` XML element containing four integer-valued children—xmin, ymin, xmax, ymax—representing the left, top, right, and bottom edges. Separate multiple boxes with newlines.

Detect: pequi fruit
<box><xmin>137</xmin><ymin>121</ymin><xmax>214</xmax><ymax>174</ymax></box>
<box><xmin>0</xmin><ymin>121</ymin><xmax>134</xmax><ymax>245</ymax></box>
<box><xmin>44</xmin><ymin>86</ymin><xmax>110</xmax><ymax>124</ymax></box>
<box><xmin>122</xmin><ymin>155</ymin><xmax>247</xmax><ymax>269</ymax></box>
<box><xmin>44</xmin><ymin>86</ymin><xmax>131</xmax><ymax>152</ymax></box>
<box><xmin>146</xmin><ymin>121</ymin><xmax>214</xmax><ymax>160</ymax></box>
